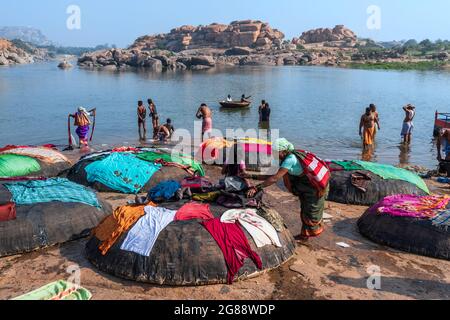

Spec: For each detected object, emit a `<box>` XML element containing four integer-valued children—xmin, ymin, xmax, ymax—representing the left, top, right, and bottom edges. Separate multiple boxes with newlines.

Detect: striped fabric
<box><xmin>293</xmin><ymin>150</ymin><xmax>330</xmax><ymax>191</ymax></box>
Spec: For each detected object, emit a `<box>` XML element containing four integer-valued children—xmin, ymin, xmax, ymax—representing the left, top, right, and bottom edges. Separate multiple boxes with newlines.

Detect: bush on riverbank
<box><xmin>347</xmin><ymin>60</ymin><xmax>448</xmax><ymax>71</ymax></box>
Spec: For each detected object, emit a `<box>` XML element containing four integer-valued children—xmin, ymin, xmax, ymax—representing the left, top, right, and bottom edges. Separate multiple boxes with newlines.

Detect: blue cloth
<box><xmin>5</xmin><ymin>178</ymin><xmax>101</xmax><ymax>208</ymax></box>
<box><xmin>281</xmin><ymin>154</ymin><xmax>304</xmax><ymax>176</ymax></box>
<box><xmin>148</xmin><ymin>180</ymin><xmax>181</xmax><ymax>201</ymax></box>
<box><xmin>121</xmin><ymin>206</ymin><xmax>176</xmax><ymax>257</ymax></box>
<box><xmin>85</xmin><ymin>153</ymin><xmax>161</xmax><ymax>194</ymax></box>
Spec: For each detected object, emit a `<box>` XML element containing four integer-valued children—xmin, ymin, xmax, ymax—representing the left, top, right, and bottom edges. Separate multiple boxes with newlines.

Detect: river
<box><xmin>1</xmin><ymin>62</ymin><xmax>449</xmax><ymax>168</ymax></box>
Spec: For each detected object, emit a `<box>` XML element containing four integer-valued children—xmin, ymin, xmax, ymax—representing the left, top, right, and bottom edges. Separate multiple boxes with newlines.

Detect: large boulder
<box><xmin>190</xmin><ymin>55</ymin><xmax>215</xmax><ymax>67</ymax></box>
<box><xmin>300</xmin><ymin>25</ymin><xmax>357</xmax><ymax>44</ymax></box>
<box><xmin>224</xmin><ymin>47</ymin><xmax>252</xmax><ymax>56</ymax></box>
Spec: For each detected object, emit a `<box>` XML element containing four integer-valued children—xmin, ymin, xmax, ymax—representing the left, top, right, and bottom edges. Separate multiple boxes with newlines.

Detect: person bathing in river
<box><xmin>402</xmin><ymin>104</ymin><xmax>416</xmax><ymax>144</ymax></box>
<box><xmin>148</xmin><ymin>99</ymin><xmax>159</xmax><ymax>139</ymax></box>
<box><xmin>359</xmin><ymin>107</ymin><xmax>376</xmax><ymax>149</ymax></box>
<box><xmin>259</xmin><ymin>100</ymin><xmax>271</xmax><ymax>129</ymax></box>
<box><xmin>69</xmin><ymin>107</ymin><xmax>96</xmax><ymax>148</ymax></box>
<box><xmin>137</xmin><ymin>101</ymin><xmax>147</xmax><ymax>141</ymax></box>
<box><xmin>247</xmin><ymin>138</ymin><xmax>330</xmax><ymax>241</ymax></box>
<box><xmin>370</xmin><ymin>104</ymin><xmax>381</xmax><ymax>136</ymax></box>
<box><xmin>156</xmin><ymin>118</ymin><xmax>174</xmax><ymax>142</ymax></box>
<box><xmin>196</xmin><ymin>103</ymin><xmax>213</xmax><ymax>142</ymax></box>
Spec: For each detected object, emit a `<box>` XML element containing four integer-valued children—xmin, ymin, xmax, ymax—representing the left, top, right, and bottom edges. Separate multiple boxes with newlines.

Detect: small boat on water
<box><xmin>219</xmin><ymin>101</ymin><xmax>251</xmax><ymax>109</ymax></box>
<box><xmin>434</xmin><ymin>111</ymin><xmax>450</xmax><ymax>136</ymax></box>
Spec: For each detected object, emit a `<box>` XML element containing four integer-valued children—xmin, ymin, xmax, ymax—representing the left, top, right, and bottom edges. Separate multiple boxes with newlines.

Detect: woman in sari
<box><xmin>247</xmin><ymin>138</ymin><xmax>329</xmax><ymax>240</ymax></box>
<box><xmin>69</xmin><ymin>107</ymin><xmax>96</xmax><ymax>148</ymax></box>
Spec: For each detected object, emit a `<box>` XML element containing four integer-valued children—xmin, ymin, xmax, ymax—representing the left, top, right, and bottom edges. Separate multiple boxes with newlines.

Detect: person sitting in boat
<box><xmin>196</xmin><ymin>103</ymin><xmax>213</xmax><ymax>142</ymax></box>
<box><xmin>226</xmin><ymin>95</ymin><xmax>233</xmax><ymax>102</ymax></box>
<box><xmin>247</xmin><ymin>138</ymin><xmax>330</xmax><ymax>241</ymax></box>
<box><xmin>157</xmin><ymin>118</ymin><xmax>174</xmax><ymax>142</ymax></box>
<box><xmin>241</xmin><ymin>94</ymin><xmax>251</xmax><ymax>103</ymax></box>
<box><xmin>69</xmin><ymin>107</ymin><xmax>96</xmax><ymax>148</ymax></box>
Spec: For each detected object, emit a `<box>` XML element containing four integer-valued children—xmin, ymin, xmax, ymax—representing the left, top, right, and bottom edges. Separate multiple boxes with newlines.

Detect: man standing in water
<box><xmin>137</xmin><ymin>101</ymin><xmax>147</xmax><ymax>141</ymax></box>
<box><xmin>370</xmin><ymin>104</ymin><xmax>381</xmax><ymax>136</ymax></box>
<box><xmin>259</xmin><ymin>100</ymin><xmax>271</xmax><ymax>129</ymax></box>
<box><xmin>359</xmin><ymin>107</ymin><xmax>376</xmax><ymax>149</ymax></box>
<box><xmin>69</xmin><ymin>107</ymin><xmax>96</xmax><ymax>148</ymax></box>
<box><xmin>401</xmin><ymin>104</ymin><xmax>416</xmax><ymax>144</ymax></box>
<box><xmin>196</xmin><ymin>103</ymin><xmax>213</xmax><ymax>141</ymax></box>
<box><xmin>148</xmin><ymin>99</ymin><xmax>159</xmax><ymax>139</ymax></box>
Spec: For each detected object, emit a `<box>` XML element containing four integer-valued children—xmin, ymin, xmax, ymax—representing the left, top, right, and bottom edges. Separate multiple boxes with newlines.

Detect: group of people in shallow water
<box><xmin>359</xmin><ymin>103</ymin><xmax>416</xmax><ymax>151</ymax></box>
<box><xmin>137</xmin><ymin>99</ymin><xmax>174</xmax><ymax>142</ymax></box>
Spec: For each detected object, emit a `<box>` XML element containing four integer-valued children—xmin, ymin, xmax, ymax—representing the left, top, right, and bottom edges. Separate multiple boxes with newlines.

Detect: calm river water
<box><xmin>1</xmin><ymin>62</ymin><xmax>449</xmax><ymax>168</ymax></box>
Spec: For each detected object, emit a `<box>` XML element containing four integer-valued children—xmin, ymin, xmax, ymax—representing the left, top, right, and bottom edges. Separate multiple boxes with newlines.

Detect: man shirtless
<box><xmin>402</xmin><ymin>104</ymin><xmax>416</xmax><ymax>144</ymax></box>
<box><xmin>359</xmin><ymin>108</ymin><xmax>376</xmax><ymax>149</ymax></box>
<box><xmin>137</xmin><ymin>101</ymin><xmax>147</xmax><ymax>141</ymax></box>
<box><xmin>196</xmin><ymin>103</ymin><xmax>213</xmax><ymax>141</ymax></box>
<box><xmin>370</xmin><ymin>104</ymin><xmax>381</xmax><ymax>135</ymax></box>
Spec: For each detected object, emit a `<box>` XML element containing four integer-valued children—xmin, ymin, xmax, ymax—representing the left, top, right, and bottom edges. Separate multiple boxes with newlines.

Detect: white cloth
<box><xmin>221</xmin><ymin>209</ymin><xmax>282</xmax><ymax>248</ymax></box>
<box><xmin>121</xmin><ymin>206</ymin><xmax>176</xmax><ymax>257</ymax></box>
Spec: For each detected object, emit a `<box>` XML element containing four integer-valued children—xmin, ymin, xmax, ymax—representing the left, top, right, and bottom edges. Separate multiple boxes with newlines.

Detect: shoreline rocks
<box><xmin>0</xmin><ymin>38</ymin><xmax>50</xmax><ymax>66</ymax></box>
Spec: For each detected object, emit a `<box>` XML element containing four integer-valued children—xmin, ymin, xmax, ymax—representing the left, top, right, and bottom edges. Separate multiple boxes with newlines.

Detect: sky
<box><xmin>1</xmin><ymin>0</ymin><xmax>450</xmax><ymax>47</ymax></box>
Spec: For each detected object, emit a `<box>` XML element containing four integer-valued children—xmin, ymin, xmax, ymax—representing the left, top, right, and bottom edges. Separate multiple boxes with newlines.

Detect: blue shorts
<box><xmin>401</xmin><ymin>122</ymin><xmax>414</xmax><ymax>136</ymax></box>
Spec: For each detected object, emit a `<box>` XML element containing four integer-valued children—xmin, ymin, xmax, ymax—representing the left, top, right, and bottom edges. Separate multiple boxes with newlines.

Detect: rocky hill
<box><xmin>294</xmin><ymin>25</ymin><xmax>357</xmax><ymax>47</ymax></box>
<box><xmin>130</xmin><ymin>20</ymin><xmax>285</xmax><ymax>52</ymax></box>
<box><xmin>0</xmin><ymin>39</ymin><xmax>36</xmax><ymax>65</ymax></box>
<box><xmin>0</xmin><ymin>26</ymin><xmax>53</xmax><ymax>46</ymax></box>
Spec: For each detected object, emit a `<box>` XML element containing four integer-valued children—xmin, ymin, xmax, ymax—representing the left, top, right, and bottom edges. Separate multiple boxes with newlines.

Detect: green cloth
<box><xmin>354</xmin><ymin>161</ymin><xmax>430</xmax><ymax>194</ymax></box>
<box><xmin>12</xmin><ymin>280</ymin><xmax>92</xmax><ymax>300</ymax></box>
<box><xmin>0</xmin><ymin>154</ymin><xmax>41</xmax><ymax>177</ymax></box>
<box><xmin>137</xmin><ymin>151</ymin><xmax>205</xmax><ymax>176</ymax></box>
<box><xmin>332</xmin><ymin>161</ymin><xmax>364</xmax><ymax>171</ymax></box>
<box><xmin>5</xmin><ymin>178</ymin><xmax>101</xmax><ymax>208</ymax></box>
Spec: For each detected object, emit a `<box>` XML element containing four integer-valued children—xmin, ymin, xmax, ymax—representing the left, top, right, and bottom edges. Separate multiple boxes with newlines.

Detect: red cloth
<box><xmin>0</xmin><ymin>202</ymin><xmax>16</xmax><ymax>222</ymax></box>
<box><xmin>175</xmin><ymin>202</ymin><xmax>214</xmax><ymax>221</ymax></box>
<box><xmin>201</xmin><ymin>218</ymin><xmax>262</xmax><ymax>284</ymax></box>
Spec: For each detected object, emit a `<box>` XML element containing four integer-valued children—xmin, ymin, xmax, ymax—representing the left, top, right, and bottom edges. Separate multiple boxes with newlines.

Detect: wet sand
<box><xmin>0</xmin><ymin>152</ymin><xmax>449</xmax><ymax>300</ymax></box>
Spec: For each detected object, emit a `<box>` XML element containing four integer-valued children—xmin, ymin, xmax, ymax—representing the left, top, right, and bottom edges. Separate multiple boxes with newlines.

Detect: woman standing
<box><xmin>247</xmin><ymin>138</ymin><xmax>330</xmax><ymax>240</ymax></box>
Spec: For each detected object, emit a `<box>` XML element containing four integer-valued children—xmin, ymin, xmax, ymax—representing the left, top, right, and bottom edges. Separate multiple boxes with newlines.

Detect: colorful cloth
<box><xmin>363</xmin><ymin>127</ymin><xmax>375</xmax><ymax>146</ymax></box>
<box><xmin>85</xmin><ymin>153</ymin><xmax>161</xmax><ymax>194</ymax></box>
<box><xmin>137</xmin><ymin>151</ymin><xmax>205</xmax><ymax>176</ymax></box>
<box><xmin>374</xmin><ymin>194</ymin><xmax>450</xmax><ymax>219</ymax></box>
<box><xmin>148</xmin><ymin>180</ymin><xmax>181</xmax><ymax>202</ymax></box>
<box><xmin>331</xmin><ymin>161</ymin><xmax>363</xmax><ymax>171</ymax></box>
<box><xmin>0</xmin><ymin>202</ymin><xmax>16</xmax><ymax>222</ymax></box>
<box><xmin>5</xmin><ymin>178</ymin><xmax>101</xmax><ymax>208</ymax></box>
<box><xmin>354</xmin><ymin>161</ymin><xmax>430</xmax><ymax>194</ymax></box>
<box><xmin>1</xmin><ymin>147</ymin><xmax>70</xmax><ymax>164</ymax></box>
<box><xmin>192</xmin><ymin>191</ymin><xmax>221</xmax><ymax>203</ymax></box>
<box><xmin>288</xmin><ymin>174</ymin><xmax>328</xmax><ymax>238</ymax></box>
<box><xmin>221</xmin><ymin>209</ymin><xmax>282</xmax><ymax>248</ymax></box>
<box><xmin>198</xmin><ymin>138</ymin><xmax>234</xmax><ymax>162</ymax></box>
<box><xmin>121</xmin><ymin>206</ymin><xmax>176</xmax><ymax>257</ymax></box>
<box><xmin>76</xmin><ymin>125</ymin><xmax>90</xmax><ymax>140</ymax></box>
<box><xmin>293</xmin><ymin>150</ymin><xmax>330</xmax><ymax>195</ymax></box>
<box><xmin>12</xmin><ymin>280</ymin><xmax>92</xmax><ymax>301</ymax></box>
<box><xmin>431</xmin><ymin>210</ymin><xmax>450</xmax><ymax>227</ymax></box>
<box><xmin>95</xmin><ymin>204</ymin><xmax>151</xmax><ymax>255</ymax></box>
<box><xmin>175</xmin><ymin>202</ymin><xmax>215</xmax><ymax>221</ymax></box>
<box><xmin>202</xmin><ymin>117</ymin><xmax>213</xmax><ymax>133</ymax></box>
<box><xmin>201</xmin><ymin>218</ymin><xmax>263</xmax><ymax>284</ymax></box>
<box><xmin>0</xmin><ymin>154</ymin><xmax>41</xmax><ymax>178</ymax></box>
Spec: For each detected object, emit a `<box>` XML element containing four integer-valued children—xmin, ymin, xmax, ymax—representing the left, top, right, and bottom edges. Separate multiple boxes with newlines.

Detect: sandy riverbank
<box><xmin>0</xmin><ymin>150</ymin><xmax>449</xmax><ymax>300</ymax></box>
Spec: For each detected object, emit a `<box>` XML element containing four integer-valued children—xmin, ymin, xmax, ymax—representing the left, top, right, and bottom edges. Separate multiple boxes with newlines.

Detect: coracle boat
<box><xmin>219</xmin><ymin>101</ymin><xmax>251</xmax><ymax>109</ymax></box>
<box><xmin>434</xmin><ymin>111</ymin><xmax>450</xmax><ymax>136</ymax></box>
